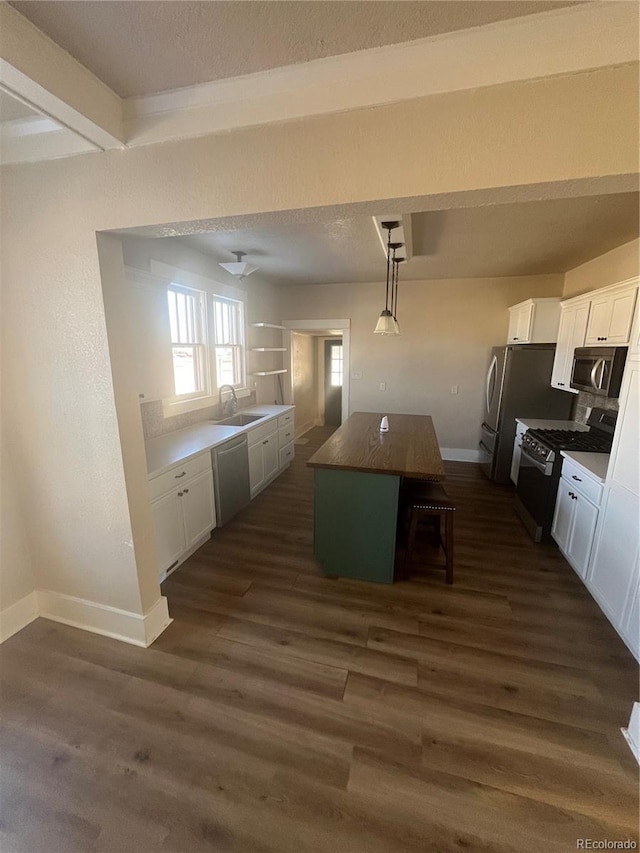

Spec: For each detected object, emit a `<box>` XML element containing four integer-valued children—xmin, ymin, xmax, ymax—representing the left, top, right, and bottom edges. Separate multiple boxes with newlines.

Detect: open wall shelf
<box><xmin>250</xmin><ymin>322</ymin><xmax>288</xmax><ymax>381</ymax></box>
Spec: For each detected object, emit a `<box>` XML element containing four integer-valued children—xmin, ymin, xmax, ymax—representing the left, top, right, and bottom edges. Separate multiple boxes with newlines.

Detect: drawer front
<box><xmin>247</xmin><ymin>418</ymin><xmax>278</xmax><ymax>446</ymax></box>
<box><xmin>280</xmin><ymin>442</ymin><xmax>295</xmax><ymax>468</ymax></box>
<box><xmin>149</xmin><ymin>451</ymin><xmax>212</xmax><ymax>501</ymax></box>
<box><xmin>278</xmin><ymin>424</ymin><xmax>294</xmax><ymax>449</ymax></box>
<box><xmin>278</xmin><ymin>410</ymin><xmax>294</xmax><ymax>428</ymax></box>
<box><xmin>561</xmin><ymin>458</ymin><xmax>604</xmax><ymax>506</ymax></box>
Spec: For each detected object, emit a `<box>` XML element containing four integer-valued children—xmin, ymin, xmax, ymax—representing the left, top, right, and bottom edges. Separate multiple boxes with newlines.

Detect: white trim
<box><xmin>0</xmin><ymin>591</ymin><xmax>39</xmax><ymax>643</ymax></box>
<box><xmin>282</xmin><ymin>320</ymin><xmax>351</xmax><ymax>423</ymax></box>
<box><xmin>37</xmin><ymin>590</ymin><xmax>172</xmax><ymax>648</ymax></box>
<box><xmin>121</xmin><ymin>3</ymin><xmax>638</xmax><ymax>148</ymax></box>
<box><xmin>440</xmin><ymin>448</ymin><xmax>483</xmax><ymax>463</ymax></box>
<box><xmin>150</xmin><ymin>260</ymin><xmax>245</xmax><ymax>302</ymax></box>
<box><xmin>621</xmin><ymin>703</ymin><xmax>640</xmax><ymax>765</ymax></box>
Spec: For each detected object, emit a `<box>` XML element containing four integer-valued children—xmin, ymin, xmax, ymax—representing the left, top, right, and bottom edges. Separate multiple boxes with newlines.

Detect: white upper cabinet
<box><xmin>551</xmin><ymin>301</ymin><xmax>590</xmax><ymax>392</ymax></box>
<box><xmin>507</xmin><ymin>298</ymin><xmax>561</xmax><ymax>344</ymax></box>
<box><xmin>584</xmin><ymin>284</ymin><xmax>637</xmax><ymax>345</ymax></box>
<box><xmin>125</xmin><ymin>267</ymin><xmax>174</xmax><ymax>402</ymax></box>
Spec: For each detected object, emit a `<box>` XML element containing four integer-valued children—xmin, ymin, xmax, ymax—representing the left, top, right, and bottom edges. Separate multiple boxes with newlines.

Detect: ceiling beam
<box><xmin>123</xmin><ymin>2</ymin><xmax>639</xmax><ymax>148</ymax></box>
<box><xmin>0</xmin><ymin>2</ymin><xmax>124</xmax><ymax>149</ymax></box>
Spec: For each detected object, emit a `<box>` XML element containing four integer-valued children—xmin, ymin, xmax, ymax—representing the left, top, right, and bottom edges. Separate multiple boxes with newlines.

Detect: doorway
<box><xmin>323</xmin><ymin>338</ymin><xmax>343</xmax><ymax>426</ymax></box>
<box><xmin>283</xmin><ymin>319</ymin><xmax>350</xmax><ymax>437</ymax></box>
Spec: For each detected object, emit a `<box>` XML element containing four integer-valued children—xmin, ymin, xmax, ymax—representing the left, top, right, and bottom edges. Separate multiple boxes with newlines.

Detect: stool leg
<box><xmin>445</xmin><ymin>512</ymin><xmax>454</xmax><ymax>585</ymax></box>
<box><xmin>405</xmin><ymin>508</ymin><xmax>419</xmax><ymax>573</ymax></box>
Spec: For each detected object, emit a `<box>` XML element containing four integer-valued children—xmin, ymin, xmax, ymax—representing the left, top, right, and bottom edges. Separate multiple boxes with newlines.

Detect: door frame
<box><xmin>282</xmin><ymin>319</ymin><xmax>351</xmax><ymax>423</ymax></box>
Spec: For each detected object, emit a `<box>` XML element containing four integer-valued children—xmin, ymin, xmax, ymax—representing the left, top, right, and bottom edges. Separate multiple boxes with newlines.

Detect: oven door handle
<box><xmin>479</xmin><ymin>440</ymin><xmax>492</xmax><ymax>456</ymax></box>
<box><xmin>520</xmin><ymin>448</ymin><xmax>550</xmax><ymax>475</ymax></box>
<box><xmin>590</xmin><ymin>358</ymin><xmax>606</xmax><ymax>391</ymax></box>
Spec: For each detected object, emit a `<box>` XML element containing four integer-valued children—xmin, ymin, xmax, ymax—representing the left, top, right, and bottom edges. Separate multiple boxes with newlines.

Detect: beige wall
<box><xmin>280</xmin><ymin>275</ymin><xmax>564</xmax><ymax>452</ymax></box>
<box><xmin>563</xmin><ymin>239</ymin><xmax>640</xmax><ymax>297</ymax></box>
<box><xmin>291</xmin><ymin>333</ymin><xmax>317</xmax><ymax>435</ymax></box>
<box><xmin>0</xmin><ymin>65</ymin><xmax>636</xmax><ymax>622</ymax></box>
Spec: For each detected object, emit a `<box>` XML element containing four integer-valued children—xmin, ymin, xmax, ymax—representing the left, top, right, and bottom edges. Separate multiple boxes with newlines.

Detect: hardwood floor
<box><xmin>2</xmin><ymin>426</ymin><xmax>638</xmax><ymax>852</ymax></box>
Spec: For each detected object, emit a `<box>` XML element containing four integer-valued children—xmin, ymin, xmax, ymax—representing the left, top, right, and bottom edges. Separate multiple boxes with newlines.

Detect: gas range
<box><xmin>522</xmin><ymin>424</ymin><xmax>614</xmax><ymax>467</ymax></box>
<box><xmin>515</xmin><ymin>408</ymin><xmax>616</xmax><ymax>542</ymax></box>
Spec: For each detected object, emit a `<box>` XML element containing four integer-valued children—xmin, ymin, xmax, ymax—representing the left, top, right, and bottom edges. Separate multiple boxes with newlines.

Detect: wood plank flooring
<box><xmin>2</xmin><ymin>426</ymin><xmax>638</xmax><ymax>852</ymax></box>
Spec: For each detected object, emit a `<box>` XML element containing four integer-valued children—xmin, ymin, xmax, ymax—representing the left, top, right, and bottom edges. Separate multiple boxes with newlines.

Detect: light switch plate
<box><xmin>352</xmin><ymin>371</ymin><xmax>363</xmax><ymax>380</ymax></box>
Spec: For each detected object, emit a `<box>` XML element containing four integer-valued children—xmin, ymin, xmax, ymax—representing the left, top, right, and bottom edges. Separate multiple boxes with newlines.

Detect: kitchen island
<box><xmin>307</xmin><ymin>412</ymin><xmax>445</xmax><ymax>583</ymax></box>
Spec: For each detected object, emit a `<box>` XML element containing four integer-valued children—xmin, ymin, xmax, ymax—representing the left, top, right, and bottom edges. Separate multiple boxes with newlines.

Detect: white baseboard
<box><xmin>0</xmin><ymin>591</ymin><xmax>39</xmax><ymax>643</ymax></box>
<box><xmin>440</xmin><ymin>448</ymin><xmax>482</xmax><ymax>463</ymax></box>
<box><xmin>34</xmin><ymin>589</ymin><xmax>171</xmax><ymax>648</ymax></box>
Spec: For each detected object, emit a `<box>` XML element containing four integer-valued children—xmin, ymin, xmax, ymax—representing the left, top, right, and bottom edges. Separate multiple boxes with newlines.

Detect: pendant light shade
<box><xmin>374</xmin><ymin>309</ymin><xmax>397</xmax><ymax>335</ymax></box>
<box><xmin>219</xmin><ymin>250</ymin><xmax>259</xmax><ymax>280</ymax></box>
<box><xmin>374</xmin><ymin>221</ymin><xmax>403</xmax><ymax>336</ymax></box>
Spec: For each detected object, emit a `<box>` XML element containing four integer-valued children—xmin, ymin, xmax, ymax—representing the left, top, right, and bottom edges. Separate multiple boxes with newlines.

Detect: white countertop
<box><xmin>515</xmin><ymin>418</ymin><xmax>588</xmax><ymax>432</ymax></box>
<box><xmin>560</xmin><ymin>451</ymin><xmax>610</xmax><ymax>483</ymax></box>
<box><xmin>145</xmin><ymin>405</ymin><xmax>294</xmax><ymax>478</ymax></box>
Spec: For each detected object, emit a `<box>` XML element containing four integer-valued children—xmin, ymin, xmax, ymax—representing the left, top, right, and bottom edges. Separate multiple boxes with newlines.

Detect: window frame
<box><xmin>211</xmin><ymin>293</ymin><xmax>246</xmax><ymax>391</ymax></box>
<box><xmin>166</xmin><ymin>283</ymin><xmax>210</xmax><ymax>402</ymax></box>
<box><xmin>152</xmin><ymin>262</ymin><xmax>249</xmax><ymax>418</ymax></box>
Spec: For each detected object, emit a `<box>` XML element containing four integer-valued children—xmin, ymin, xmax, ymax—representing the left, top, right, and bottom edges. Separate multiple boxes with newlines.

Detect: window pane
<box><xmin>172</xmin><ymin>346</ymin><xmax>197</xmax><ymax>395</ymax></box>
<box><xmin>215</xmin><ymin>346</ymin><xmax>236</xmax><ymax>387</ymax></box>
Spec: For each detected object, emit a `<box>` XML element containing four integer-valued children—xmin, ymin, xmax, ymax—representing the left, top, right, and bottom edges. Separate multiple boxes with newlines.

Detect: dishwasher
<box><xmin>211</xmin><ymin>434</ymin><xmax>251</xmax><ymax>526</ymax></box>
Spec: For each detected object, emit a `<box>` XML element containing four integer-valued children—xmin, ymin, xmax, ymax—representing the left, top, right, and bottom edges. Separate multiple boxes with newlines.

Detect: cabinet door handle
<box><xmin>183</xmin><ymin>488</ymin><xmax>189</xmax><ymax>494</ymax></box>
<box><xmin>572</xmin><ymin>475</ymin><xmax>582</xmax><ymax>482</ymax></box>
<box><xmin>177</xmin><ymin>491</ymin><xmax>183</xmax><ymax>497</ymax></box>
<box><xmin>174</xmin><ymin>471</ymin><xmax>187</xmax><ymax>479</ymax></box>
<box><xmin>568</xmin><ymin>491</ymin><xmax>575</xmax><ymax>498</ymax></box>
<box><xmin>263</xmin><ymin>439</ymin><xmax>269</xmax><ymax>445</ymax></box>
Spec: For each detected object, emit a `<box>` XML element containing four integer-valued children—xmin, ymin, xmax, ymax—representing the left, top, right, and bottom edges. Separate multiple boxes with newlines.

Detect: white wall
<box><xmin>120</xmin><ymin>235</ymin><xmax>282</xmax><ymax>405</ymax></box>
<box><xmin>280</xmin><ymin>274</ymin><xmax>564</xmax><ymax>453</ymax></box>
<box><xmin>563</xmin><ymin>238</ymin><xmax>640</xmax><ymax>297</ymax></box>
<box><xmin>0</xmin><ymin>65</ymin><xmax>635</xmax><ymax>631</ymax></box>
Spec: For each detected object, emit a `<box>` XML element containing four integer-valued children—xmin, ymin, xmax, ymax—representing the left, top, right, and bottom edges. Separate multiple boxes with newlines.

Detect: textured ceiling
<box><xmin>9</xmin><ymin>0</ymin><xmax>581</xmax><ymax>98</ymax></box>
<box><xmin>175</xmin><ymin>193</ymin><xmax>639</xmax><ymax>286</ymax></box>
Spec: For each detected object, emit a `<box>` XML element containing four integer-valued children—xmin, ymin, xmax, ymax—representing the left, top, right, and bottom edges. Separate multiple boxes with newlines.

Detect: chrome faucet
<box><xmin>219</xmin><ymin>384</ymin><xmax>238</xmax><ymax>416</ymax></box>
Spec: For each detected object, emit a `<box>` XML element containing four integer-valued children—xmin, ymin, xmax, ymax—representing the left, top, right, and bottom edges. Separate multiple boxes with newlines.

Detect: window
<box><xmin>212</xmin><ymin>295</ymin><xmax>245</xmax><ymax>388</ymax></box>
<box><xmin>330</xmin><ymin>343</ymin><xmax>343</xmax><ymax>387</ymax></box>
<box><xmin>167</xmin><ymin>285</ymin><xmax>207</xmax><ymax>397</ymax></box>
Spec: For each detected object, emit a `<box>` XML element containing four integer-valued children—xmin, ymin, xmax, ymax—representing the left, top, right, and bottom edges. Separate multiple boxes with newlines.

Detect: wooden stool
<box><xmin>402</xmin><ymin>480</ymin><xmax>455</xmax><ymax>584</ymax></box>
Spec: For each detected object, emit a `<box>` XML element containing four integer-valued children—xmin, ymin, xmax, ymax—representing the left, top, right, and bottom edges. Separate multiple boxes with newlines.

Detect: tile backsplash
<box><xmin>572</xmin><ymin>391</ymin><xmax>619</xmax><ymax>425</ymax></box>
<box><xmin>141</xmin><ymin>392</ymin><xmax>257</xmax><ymax>439</ymax></box>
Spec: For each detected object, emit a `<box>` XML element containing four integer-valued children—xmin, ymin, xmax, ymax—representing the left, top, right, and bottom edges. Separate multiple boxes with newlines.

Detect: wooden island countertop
<box><xmin>307</xmin><ymin>412</ymin><xmax>445</xmax><ymax>480</ymax></box>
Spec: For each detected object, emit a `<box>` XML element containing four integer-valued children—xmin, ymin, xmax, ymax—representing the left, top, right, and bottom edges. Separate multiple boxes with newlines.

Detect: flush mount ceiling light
<box><xmin>374</xmin><ymin>221</ymin><xmax>403</xmax><ymax>336</ymax></box>
<box><xmin>219</xmin><ymin>251</ymin><xmax>259</xmax><ymax>281</ymax></box>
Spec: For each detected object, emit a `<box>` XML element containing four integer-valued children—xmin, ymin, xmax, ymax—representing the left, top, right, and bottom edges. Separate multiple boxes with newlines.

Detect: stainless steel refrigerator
<box><xmin>479</xmin><ymin>344</ymin><xmax>573</xmax><ymax>483</ymax></box>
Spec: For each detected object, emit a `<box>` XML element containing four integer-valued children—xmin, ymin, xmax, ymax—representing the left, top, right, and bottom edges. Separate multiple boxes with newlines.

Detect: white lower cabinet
<box><xmin>587</xmin><ymin>485</ymin><xmax>639</xmax><ymax>633</ymax></box>
<box><xmin>278</xmin><ymin>412</ymin><xmax>295</xmax><ymax>471</ymax></box>
<box><xmin>248</xmin><ymin>420</ymin><xmax>279</xmax><ymax>497</ymax></box>
<box><xmin>149</xmin><ymin>452</ymin><xmax>216</xmax><ymax>578</ymax></box>
<box><xmin>552</xmin><ymin>474</ymin><xmax>600</xmax><ymax>579</ymax></box>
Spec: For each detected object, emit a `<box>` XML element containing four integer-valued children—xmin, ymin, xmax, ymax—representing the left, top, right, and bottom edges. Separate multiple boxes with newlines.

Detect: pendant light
<box><xmin>374</xmin><ymin>221</ymin><xmax>401</xmax><ymax>335</ymax></box>
<box><xmin>219</xmin><ymin>250</ymin><xmax>259</xmax><ymax>281</ymax></box>
<box><xmin>391</xmin><ymin>252</ymin><xmax>405</xmax><ymax>334</ymax></box>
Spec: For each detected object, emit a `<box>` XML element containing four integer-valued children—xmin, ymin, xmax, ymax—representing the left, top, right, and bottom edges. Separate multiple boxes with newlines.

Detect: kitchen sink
<box><xmin>212</xmin><ymin>413</ymin><xmax>266</xmax><ymax>426</ymax></box>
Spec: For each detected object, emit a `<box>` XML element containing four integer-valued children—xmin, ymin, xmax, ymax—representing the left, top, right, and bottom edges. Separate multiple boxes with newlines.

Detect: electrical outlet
<box><xmin>352</xmin><ymin>371</ymin><xmax>363</xmax><ymax>380</ymax></box>
<box><xmin>451</xmin><ymin>385</ymin><xmax>459</xmax><ymax>395</ymax></box>
<box><xmin>379</xmin><ymin>382</ymin><xmax>386</xmax><ymax>391</ymax></box>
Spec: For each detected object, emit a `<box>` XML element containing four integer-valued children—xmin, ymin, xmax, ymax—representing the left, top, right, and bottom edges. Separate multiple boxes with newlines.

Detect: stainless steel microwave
<box><xmin>570</xmin><ymin>346</ymin><xmax>628</xmax><ymax>397</ymax></box>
